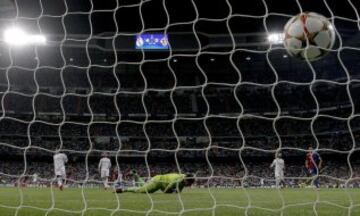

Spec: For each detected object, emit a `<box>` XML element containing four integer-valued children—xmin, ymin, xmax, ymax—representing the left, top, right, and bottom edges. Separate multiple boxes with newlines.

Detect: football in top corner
<box><xmin>283</xmin><ymin>12</ymin><xmax>336</xmax><ymax>61</ymax></box>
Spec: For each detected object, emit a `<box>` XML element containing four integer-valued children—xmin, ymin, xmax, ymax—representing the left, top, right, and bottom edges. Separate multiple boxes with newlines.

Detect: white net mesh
<box><xmin>0</xmin><ymin>0</ymin><xmax>359</xmax><ymax>215</ymax></box>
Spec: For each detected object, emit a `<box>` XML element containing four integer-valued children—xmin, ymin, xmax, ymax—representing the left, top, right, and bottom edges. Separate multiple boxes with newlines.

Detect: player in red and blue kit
<box><xmin>305</xmin><ymin>146</ymin><xmax>323</xmax><ymax>188</ymax></box>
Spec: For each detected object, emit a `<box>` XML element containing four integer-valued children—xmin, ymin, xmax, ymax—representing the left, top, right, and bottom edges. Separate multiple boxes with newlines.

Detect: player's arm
<box><xmin>64</xmin><ymin>154</ymin><xmax>68</xmax><ymax>163</ymax></box>
<box><xmin>270</xmin><ymin>160</ymin><xmax>275</xmax><ymax>168</ymax></box>
<box><xmin>98</xmin><ymin>160</ymin><xmax>102</xmax><ymax>172</ymax></box>
<box><xmin>283</xmin><ymin>160</ymin><xmax>285</xmax><ymax>169</ymax></box>
<box><xmin>163</xmin><ymin>177</ymin><xmax>183</xmax><ymax>193</ymax></box>
<box><xmin>163</xmin><ymin>181</ymin><xmax>178</xmax><ymax>193</ymax></box>
<box><xmin>318</xmin><ymin>155</ymin><xmax>323</xmax><ymax>169</ymax></box>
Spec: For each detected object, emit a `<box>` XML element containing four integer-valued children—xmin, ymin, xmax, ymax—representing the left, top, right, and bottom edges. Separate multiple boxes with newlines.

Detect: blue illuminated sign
<box><xmin>135</xmin><ymin>33</ymin><xmax>169</xmax><ymax>50</ymax></box>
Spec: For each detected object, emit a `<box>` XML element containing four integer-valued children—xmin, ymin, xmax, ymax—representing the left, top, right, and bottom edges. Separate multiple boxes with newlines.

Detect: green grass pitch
<box><xmin>0</xmin><ymin>187</ymin><xmax>359</xmax><ymax>216</ymax></box>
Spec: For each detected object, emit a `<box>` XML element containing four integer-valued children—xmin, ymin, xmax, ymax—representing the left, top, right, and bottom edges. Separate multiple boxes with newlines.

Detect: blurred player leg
<box><xmin>56</xmin><ymin>175</ymin><xmax>64</xmax><ymax>190</ymax></box>
<box><xmin>275</xmin><ymin>176</ymin><xmax>280</xmax><ymax>188</ymax></box>
<box><xmin>101</xmin><ymin>169</ymin><xmax>110</xmax><ymax>189</ymax></box>
<box><xmin>313</xmin><ymin>169</ymin><xmax>320</xmax><ymax>189</ymax></box>
<box><xmin>305</xmin><ymin>168</ymin><xmax>320</xmax><ymax>189</ymax></box>
<box><xmin>103</xmin><ymin>177</ymin><xmax>109</xmax><ymax>188</ymax></box>
<box><xmin>53</xmin><ymin>152</ymin><xmax>68</xmax><ymax>191</ymax></box>
<box><xmin>275</xmin><ymin>171</ymin><xmax>284</xmax><ymax>188</ymax></box>
<box><xmin>279</xmin><ymin>170</ymin><xmax>285</xmax><ymax>188</ymax></box>
<box><xmin>55</xmin><ymin>167</ymin><xmax>66</xmax><ymax>191</ymax></box>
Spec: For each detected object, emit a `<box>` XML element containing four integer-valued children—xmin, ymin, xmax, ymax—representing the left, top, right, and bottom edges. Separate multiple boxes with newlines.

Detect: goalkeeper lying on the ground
<box><xmin>115</xmin><ymin>171</ymin><xmax>195</xmax><ymax>194</ymax></box>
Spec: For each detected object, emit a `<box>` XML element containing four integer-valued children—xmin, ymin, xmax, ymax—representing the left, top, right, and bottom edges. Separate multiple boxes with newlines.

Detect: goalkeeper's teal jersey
<box><xmin>155</xmin><ymin>173</ymin><xmax>186</xmax><ymax>191</ymax></box>
<box><xmin>126</xmin><ymin>173</ymin><xmax>186</xmax><ymax>193</ymax></box>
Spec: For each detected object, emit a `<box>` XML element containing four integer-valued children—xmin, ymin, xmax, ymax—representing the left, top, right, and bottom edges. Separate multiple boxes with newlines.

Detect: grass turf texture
<box><xmin>0</xmin><ymin>188</ymin><xmax>359</xmax><ymax>216</ymax></box>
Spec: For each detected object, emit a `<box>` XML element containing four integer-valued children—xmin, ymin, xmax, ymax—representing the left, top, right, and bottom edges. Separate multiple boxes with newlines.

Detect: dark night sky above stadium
<box><xmin>5</xmin><ymin>0</ymin><xmax>359</xmax><ymax>36</ymax></box>
<box><xmin>0</xmin><ymin>0</ymin><xmax>356</xmax><ymax>67</ymax></box>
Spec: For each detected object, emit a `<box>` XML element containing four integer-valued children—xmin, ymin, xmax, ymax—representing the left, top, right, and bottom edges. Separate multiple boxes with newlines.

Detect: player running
<box><xmin>98</xmin><ymin>153</ymin><xmax>112</xmax><ymax>189</ymax></box>
<box><xmin>53</xmin><ymin>151</ymin><xmax>68</xmax><ymax>191</ymax></box>
<box><xmin>115</xmin><ymin>172</ymin><xmax>195</xmax><ymax>194</ymax></box>
<box><xmin>305</xmin><ymin>146</ymin><xmax>323</xmax><ymax>189</ymax></box>
<box><xmin>270</xmin><ymin>153</ymin><xmax>285</xmax><ymax>188</ymax></box>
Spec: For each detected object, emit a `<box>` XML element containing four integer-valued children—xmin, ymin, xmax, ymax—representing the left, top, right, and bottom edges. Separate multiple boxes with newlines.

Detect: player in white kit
<box><xmin>270</xmin><ymin>153</ymin><xmax>285</xmax><ymax>188</ymax></box>
<box><xmin>53</xmin><ymin>151</ymin><xmax>68</xmax><ymax>191</ymax></box>
<box><xmin>32</xmin><ymin>173</ymin><xmax>38</xmax><ymax>186</ymax></box>
<box><xmin>98</xmin><ymin>153</ymin><xmax>112</xmax><ymax>189</ymax></box>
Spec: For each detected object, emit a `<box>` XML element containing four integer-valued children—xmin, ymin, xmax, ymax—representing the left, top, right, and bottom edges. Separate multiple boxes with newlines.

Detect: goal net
<box><xmin>0</xmin><ymin>0</ymin><xmax>359</xmax><ymax>215</ymax></box>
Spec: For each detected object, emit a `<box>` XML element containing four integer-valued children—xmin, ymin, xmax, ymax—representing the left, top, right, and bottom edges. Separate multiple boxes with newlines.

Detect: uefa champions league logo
<box><xmin>136</xmin><ymin>33</ymin><xmax>169</xmax><ymax>49</ymax></box>
<box><xmin>136</xmin><ymin>36</ymin><xmax>144</xmax><ymax>47</ymax></box>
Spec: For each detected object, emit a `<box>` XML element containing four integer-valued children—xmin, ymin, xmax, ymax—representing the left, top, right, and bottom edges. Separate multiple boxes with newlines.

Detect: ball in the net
<box><xmin>284</xmin><ymin>12</ymin><xmax>336</xmax><ymax>61</ymax></box>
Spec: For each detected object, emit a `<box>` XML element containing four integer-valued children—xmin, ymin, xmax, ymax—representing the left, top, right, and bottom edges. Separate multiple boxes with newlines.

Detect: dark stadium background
<box><xmin>0</xmin><ymin>0</ymin><xmax>359</xmax><ymax>187</ymax></box>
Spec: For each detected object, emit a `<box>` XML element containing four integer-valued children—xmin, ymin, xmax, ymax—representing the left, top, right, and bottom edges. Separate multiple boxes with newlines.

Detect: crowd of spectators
<box><xmin>1</xmin><ymin>159</ymin><xmax>360</xmax><ymax>188</ymax></box>
<box><xmin>0</xmin><ymin>56</ymin><xmax>358</xmax><ymax>189</ymax></box>
<box><xmin>0</xmin><ymin>113</ymin><xmax>359</xmax><ymax>155</ymax></box>
<box><xmin>1</xmin><ymin>83</ymin><xmax>358</xmax><ymax>118</ymax></box>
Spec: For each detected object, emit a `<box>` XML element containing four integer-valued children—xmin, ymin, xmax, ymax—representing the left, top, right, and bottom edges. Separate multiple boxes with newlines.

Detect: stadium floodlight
<box><xmin>267</xmin><ymin>33</ymin><xmax>284</xmax><ymax>44</ymax></box>
<box><xmin>3</xmin><ymin>27</ymin><xmax>46</xmax><ymax>46</ymax></box>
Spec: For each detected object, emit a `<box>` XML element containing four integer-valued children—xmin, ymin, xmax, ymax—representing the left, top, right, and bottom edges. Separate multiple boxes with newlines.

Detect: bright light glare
<box><xmin>267</xmin><ymin>33</ymin><xmax>284</xmax><ymax>44</ymax></box>
<box><xmin>3</xmin><ymin>27</ymin><xmax>46</xmax><ymax>46</ymax></box>
<box><xmin>30</xmin><ymin>35</ymin><xmax>47</xmax><ymax>44</ymax></box>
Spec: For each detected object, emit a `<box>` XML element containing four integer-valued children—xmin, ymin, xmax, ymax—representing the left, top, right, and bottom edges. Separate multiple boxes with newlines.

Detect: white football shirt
<box><xmin>53</xmin><ymin>153</ymin><xmax>68</xmax><ymax>170</ymax></box>
<box><xmin>33</xmin><ymin>173</ymin><xmax>38</xmax><ymax>182</ymax></box>
<box><xmin>271</xmin><ymin>158</ymin><xmax>285</xmax><ymax>174</ymax></box>
<box><xmin>98</xmin><ymin>157</ymin><xmax>111</xmax><ymax>171</ymax></box>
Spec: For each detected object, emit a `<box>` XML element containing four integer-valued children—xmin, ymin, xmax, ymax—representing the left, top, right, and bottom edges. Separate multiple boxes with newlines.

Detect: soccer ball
<box><xmin>283</xmin><ymin>12</ymin><xmax>336</xmax><ymax>61</ymax></box>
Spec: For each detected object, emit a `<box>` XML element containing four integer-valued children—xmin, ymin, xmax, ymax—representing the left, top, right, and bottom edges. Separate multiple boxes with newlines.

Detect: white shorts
<box><xmin>55</xmin><ymin>166</ymin><xmax>66</xmax><ymax>178</ymax></box>
<box><xmin>275</xmin><ymin>171</ymin><xmax>284</xmax><ymax>180</ymax></box>
<box><xmin>101</xmin><ymin>169</ymin><xmax>109</xmax><ymax>178</ymax></box>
